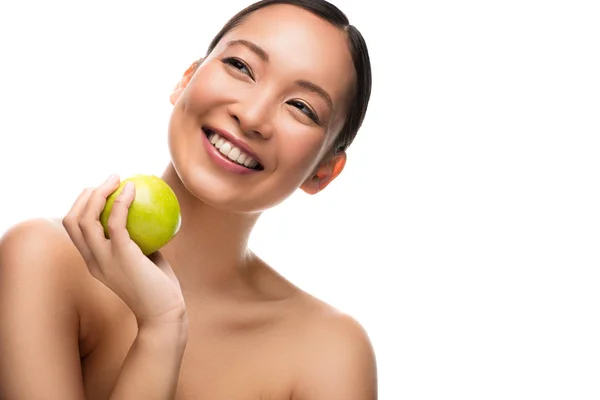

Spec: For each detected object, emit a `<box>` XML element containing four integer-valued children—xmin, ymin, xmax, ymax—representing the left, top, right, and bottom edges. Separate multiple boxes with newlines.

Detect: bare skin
<box><xmin>0</xmin><ymin>4</ymin><xmax>377</xmax><ymax>400</ymax></box>
<box><xmin>0</xmin><ymin>218</ymin><xmax>375</xmax><ymax>399</ymax></box>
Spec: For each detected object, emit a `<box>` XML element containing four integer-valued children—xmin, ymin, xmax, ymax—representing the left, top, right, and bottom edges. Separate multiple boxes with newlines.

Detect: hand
<box><xmin>63</xmin><ymin>174</ymin><xmax>186</xmax><ymax>325</ymax></box>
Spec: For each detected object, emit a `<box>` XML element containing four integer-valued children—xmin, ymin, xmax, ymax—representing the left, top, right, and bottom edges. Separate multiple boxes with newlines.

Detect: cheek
<box><xmin>276</xmin><ymin>127</ymin><xmax>325</xmax><ymax>171</ymax></box>
<box><xmin>184</xmin><ymin>63</ymin><xmax>238</xmax><ymax>111</ymax></box>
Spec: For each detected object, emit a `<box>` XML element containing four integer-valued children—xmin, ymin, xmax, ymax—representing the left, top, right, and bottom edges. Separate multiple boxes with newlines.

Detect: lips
<box><xmin>203</xmin><ymin>126</ymin><xmax>263</xmax><ymax>166</ymax></box>
<box><xmin>202</xmin><ymin>127</ymin><xmax>264</xmax><ymax>171</ymax></box>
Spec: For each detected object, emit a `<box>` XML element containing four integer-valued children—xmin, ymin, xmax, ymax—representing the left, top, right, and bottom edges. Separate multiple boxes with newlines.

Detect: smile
<box><xmin>202</xmin><ymin>128</ymin><xmax>264</xmax><ymax>171</ymax></box>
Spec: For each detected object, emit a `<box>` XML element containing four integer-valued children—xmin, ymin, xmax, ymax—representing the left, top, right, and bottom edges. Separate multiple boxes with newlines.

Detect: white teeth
<box><xmin>205</xmin><ymin>130</ymin><xmax>260</xmax><ymax>170</ymax></box>
<box><xmin>228</xmin><ymin>147</ymin><xmax>241</xmax><ymax>161</ymax></box>
<box><xmin>219</xmin><ymin>141</ymin><xmax>232</xmax><ymax>156</ymax></box>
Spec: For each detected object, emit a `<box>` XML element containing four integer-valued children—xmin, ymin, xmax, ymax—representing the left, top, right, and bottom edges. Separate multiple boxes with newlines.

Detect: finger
<box><xmin>108</xmin><ymin>181</ymin><xmax>136</xmax><ymax>250</ymax></box>
<box><xmin>79</xmin><ymin>174</ymin><xmax>121</xmax><ymax>257</ymax></box>
<box><xmin>62</xmin><ymin>188</ymin><xmax>96</xmax><ymax>264</ymax></box>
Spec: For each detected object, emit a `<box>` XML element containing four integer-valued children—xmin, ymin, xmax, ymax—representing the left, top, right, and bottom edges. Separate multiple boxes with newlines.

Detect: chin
<box><xmin>173</xmin><ymin>161</ymin><xmax>297</xmax><ymax>214</ymax></box>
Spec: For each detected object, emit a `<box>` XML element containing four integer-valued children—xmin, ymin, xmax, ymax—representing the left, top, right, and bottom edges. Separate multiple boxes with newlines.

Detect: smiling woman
<box><xmin>0</xmin><ymin>0</ymin><xmax>375</xmax><ymax>399</ymax></box>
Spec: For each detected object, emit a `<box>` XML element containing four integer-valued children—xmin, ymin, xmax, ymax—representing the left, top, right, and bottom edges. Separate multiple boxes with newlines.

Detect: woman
<box><xmin>0</xmin><ymin>0</ymin><xmax>375</xmax><ymax>398</ymax></box>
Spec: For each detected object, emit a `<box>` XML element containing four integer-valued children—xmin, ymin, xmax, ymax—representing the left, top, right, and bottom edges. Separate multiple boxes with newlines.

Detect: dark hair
<box><xmin>205</xmin><ymin>0</ymin><xmax>372</xmax><ymax>155</ymax></box>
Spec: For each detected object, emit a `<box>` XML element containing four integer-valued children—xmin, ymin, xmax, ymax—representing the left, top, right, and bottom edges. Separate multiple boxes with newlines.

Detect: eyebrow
<box><xmin>226</xmin><ymin>39</ymin><xmax>334</xmax><ymax>112</ymax></box>
<box><xmin>227</xmin><ymin>39</ymin><xmax>269</xmax><ymax>62</ymax></box>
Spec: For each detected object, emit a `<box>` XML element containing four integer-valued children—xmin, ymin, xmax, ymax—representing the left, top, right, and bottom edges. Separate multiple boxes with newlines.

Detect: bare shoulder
<box><xmin>0</xmin><ymin>217</ymin><xmax>97</xmax><ymax>318</ymax></box>
<box><xmin>1</xmin><ymin>217</ymin><xmax>62</xmax><ymax>246</ymax></box>
<box><xmin>252</xmin><ymin>255</ymin><xmax>377</xmax><ymax>399</ymax></box>
<box><xmin>0</xmin><ymin>218</ymin><xmax>92</xmax><ymax>398</ymax></box>
<box><xmin>2</xmin><ymin>217</ymin><xmax>70</xmax><ymax>248</ymax></box>
<box><xmin>0</xmin><ymin>217</ymin><xmax>86</xmax><ymax>284</ymax></box>
<box><xmin>0</xmin><ymin>217</ymin><xmax>101</xmax><ymax>316</ymax></box>
<box><xmin>290</xmin><ymin>294</ymin><xmax>378</xmax><ymax>400</ymax></box>
<box><xmin>1</xmin><ymin>217</ymin><xmax>74</xmax><ymax>267</ymax></box>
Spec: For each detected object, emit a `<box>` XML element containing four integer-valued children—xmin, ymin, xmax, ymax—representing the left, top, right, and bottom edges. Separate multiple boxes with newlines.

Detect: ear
<box><xmin>169</xmin><ymin>59</ymin><xmax>202</xmax><ymax>105</ymax></box>
<box><xmin>300</xmin><ymin>151</ymin><xmax>347</xmax><ymax>195</ymax></box>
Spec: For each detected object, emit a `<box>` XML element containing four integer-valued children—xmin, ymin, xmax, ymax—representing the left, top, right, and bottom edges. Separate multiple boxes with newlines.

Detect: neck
<box><xmin>159</xmin><ymin>163</ymin><xmax>262</xmax><ymax>296</ymax></box>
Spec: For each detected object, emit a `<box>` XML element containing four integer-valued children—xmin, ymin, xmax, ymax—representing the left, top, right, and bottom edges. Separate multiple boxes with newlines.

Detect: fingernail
<box><xmin>104</xmin><ymin>174</ymin><xmax>118</xmax><ymax>184</ymax></box>
<box><xmin>123</xmin><ymin>182</ymin><xmax>135</xmax><ymax>194</ymax></box>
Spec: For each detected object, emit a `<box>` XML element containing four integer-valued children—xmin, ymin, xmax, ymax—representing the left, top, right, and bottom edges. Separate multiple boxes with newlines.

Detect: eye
<box><xmin>222</xmin><ymin>57</ymin><xmax>254</xmax><ymax>80</ymax></box>
<box><xmin>287</xmin><ymin>100</ymin><xmax>320</xmax><ymax>124</ymax></box>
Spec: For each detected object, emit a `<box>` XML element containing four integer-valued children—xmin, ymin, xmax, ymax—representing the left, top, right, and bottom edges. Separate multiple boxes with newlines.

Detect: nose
<box><xmin>228</xmin><ymin>91</ymin><xmax>274</xmax><ymax>141</ymax></box>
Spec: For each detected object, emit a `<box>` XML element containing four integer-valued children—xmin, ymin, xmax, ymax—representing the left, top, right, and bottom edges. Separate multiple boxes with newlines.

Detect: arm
<box><xmin>0</xmin><ymin>219</ymin><xmax>188</xmax><ymax>400</ymax></box>
<box><xmin>0</xmin><ymin>220</ymin><xmax>87</xmax><ymax>399</ymax></box>
<box><xmin>62</xmin><ymin>177</ymin><xmax>189</xmax><ymax>399</ymax></box>
<box><xmin>294</xmin><ymin>314</ymin><xmax>378</xmax><ymax>400</ymax></box>
<box><xmin>109</xmin><ymin>316</ymin><xmax>188</xmax><ymax>399</ymax></box>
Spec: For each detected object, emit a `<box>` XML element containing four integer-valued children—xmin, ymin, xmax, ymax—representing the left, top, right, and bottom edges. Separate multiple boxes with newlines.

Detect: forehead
<box><xmin>219</xmin><ymin>4</ymin><xmax>355</xmax><ymax>108</ymax></box>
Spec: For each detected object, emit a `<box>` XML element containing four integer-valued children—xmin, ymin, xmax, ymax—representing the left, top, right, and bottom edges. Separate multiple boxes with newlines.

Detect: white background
<box><xmin>1</xmin><ymin>0</ymin><xmax>599</xmax><ymax>398</ymax></box>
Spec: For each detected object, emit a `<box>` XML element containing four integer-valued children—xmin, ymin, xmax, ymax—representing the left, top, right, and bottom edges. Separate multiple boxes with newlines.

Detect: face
<box><xmin>168</xmin><ymin>4</ymin><xmax>355</xmax><ymax>213</ymax></box>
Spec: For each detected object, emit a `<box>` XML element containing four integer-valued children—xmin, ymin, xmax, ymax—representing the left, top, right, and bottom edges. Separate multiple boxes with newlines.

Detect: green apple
<box><xmin>100</xmin><ymin>174</ymin><xmax>181</xmax><ymax>256</ymax></box>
